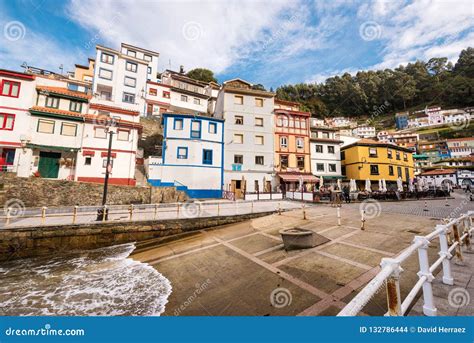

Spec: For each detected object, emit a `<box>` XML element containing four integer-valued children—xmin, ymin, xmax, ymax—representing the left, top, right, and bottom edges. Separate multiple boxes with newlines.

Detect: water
<box><xmin>0</xmin><ymin>243</ymin><xmax>172</xmax><ymax>316</ymax></box>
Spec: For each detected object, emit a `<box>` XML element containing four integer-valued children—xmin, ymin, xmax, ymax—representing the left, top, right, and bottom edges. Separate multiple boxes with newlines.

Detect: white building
<box><xmin>443</xmin><ymin>110</ymin><xmax>471</xmax><ymax>127</ymax></box>
<box><xmin>0</xmin><ymin>69</ymin><xmax>36</xmax><ymax>174</ymax></box>
<box><xmin>147</xmin><ymin>113</ymin><xmax>224</xmax><ymax>198</ymax></box>
<box><xmin>310</xmin><ymin>118</ymin><xmax>325</xmax><ymax>127</ymax></box>
<box><xmin>457</xmin><ymin>169</ymin><xmax>474</xmax><ymax>188</ymax></box>
<box><xmin>309</xmin><ymin>126</ymin><xmax>343</xmax><ymax>181</ymax></box>
<box><xmin>352</xmin><ymin>125</ymin><xmax>376</xmax><ymax>138</ymax></box>
<box><xmin>214</xmin><ymin>79</ymin><xmax>275</xmax><ymax>199</ymax></box>
<box><xmin>145</xmin><ymin>80</ymin><xmax>171</xmax><ymax>116</ymax></box>
<box><xmin>446</xmin><ymin>137</ymin><xmax>474</xmax><ymax>158</ymax></box>
<box><xmin>418</xmin><ymin>169</ymin><xmax>457</xmax><ymax>188</ymax></box>
<box><xmin>328</xmin><ymin>116</ymin><xmax>354</xmax><ymax>128</ymax></box>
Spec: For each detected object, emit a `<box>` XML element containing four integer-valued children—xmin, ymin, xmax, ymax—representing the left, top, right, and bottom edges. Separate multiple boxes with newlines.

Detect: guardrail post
<box><xmin>361</xmin><ymin>210</ymin><xmax>365</xmax><ymax>230</ymax></box>
<box><xmin>414</xmin><ymin>236</ymin><xmax>437</xmax><ymax>316</ymax></box>
<box><xmin>452</xmin><ymin>223</ymin><xmax>464</xmax><ymax>263</ymax></box>
<box><xmin>380</xmin><ymin>258</ymin><xmax>403</xmax><ymax>316</ymax></box>
<box><xmin>72</xmin><ymin>206</ymin><xmax>78</xmax><ymax>224</ymax></box>
<box><xmin>302</xmin><ymin>204</ymin><xmax>306</xmax><ymax>220</ymax></box>
<box><xmin>436</xmin><ymin>224</ymin><xmax>454</xmax><ymax>285</ymax></box>
<box><xmin>217</xmin><ymin>202</ymin><xmax>220</xmax><ymax>216</ymax></box>
<box><xmin>102</xmin><ymin>205</ymin><xmax>107</xmax><ymax>222</ymax></box>
<box><xmin>154</xmin><ymin>204</ymin><xmax>158</xmax><ymax>220</ymax></box>
<box><xmin>5</xmin><ymin>207</ymin><xmax>11</xmax><ymax>226</ymax></box>
<box><xmin>129</xmin><ymin>204</ymin><xmax>134</xmax><ymax>221</ymax></box>
<box><xmin>462</xmin><ymin>217</ymin><xmax>472</xmax><ymax>253</ymax></box>
<box><xmin>337</xmin><ymin>207</ymin><xmax>341</xmax><ymax>226</ymax></box>
<box><xmin>177</xmin><ymin>203</ymin><xmax>180</xmax><ymax>218</ymax></box>
<box><xmin>278</xmin><ymin>202</ymin><xmax>281</xmax><ymax>215</ymax></box>
<box><xmin>41</xmin><ymin>207</ymin><xmax>47</xmax><ymax>225</ymax></box>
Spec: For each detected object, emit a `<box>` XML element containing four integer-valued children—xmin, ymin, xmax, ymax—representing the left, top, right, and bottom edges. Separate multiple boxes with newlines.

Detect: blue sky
<box><xmin>1</xmin><ymin>0</ymin><xmax>473</xmax><ymax>89</ymax></box>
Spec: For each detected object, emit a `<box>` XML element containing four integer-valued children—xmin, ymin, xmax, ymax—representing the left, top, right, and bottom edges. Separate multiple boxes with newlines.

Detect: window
<box><xmin>369</xmin><ymin>147</ymin><xmax>378</xmax><ymax>157</ymax></box>
<box><xmin>45</xmin><ymin>97</ymin><xmax>59</xmax><ymax>108</ymax></box>
<box><xmin>255</xmin><ymin>98</ymin><xmax>263</xmax><ymax>107</ymax></box>
<box><xmin>99</xmin><ymin>68</ymin><xmax>113</xmax><ymax>80</ymax></box>
<box><xmin>69</xmin><ymin>101</ymin><xmax>82</xmax><ymax>113</ymax></box>
<box><xmin>255</xmin><ymin>135</ymin><xmax>264</xmax><ymax>145</ymax></box>
<box><xmin>329</xmin><ymin>164</ymin><xmax>337</xmax><ymax>172</ymax></box>
<box><xmin>301</xmin><ymin>119</ymin><xmax>307</xmax><ymax>129</ymax></box>
<box><xmin>147</xmin><ymin>67</ymin><xmax>152</xmax><ymax>74</ymax></box>
<box><xmin>202</xmin><ymin>149</ymin><xmax>213</xmax><ymax>165</ymax></box>
<box><xmin>177</xmin><ymin>147</ymin><xmax>188</xmax><ymax>159</ymax></box>
<box><xmin>209</xmin><ymin>122</ymin><xmax>217</xmax><ymax>134</ymax></box>
<box><xmin>84</xmin><ymin>157</ymin><xmax>92</xmax><ymax>165</ymax></box>
<box><xmin>1</xmin><ymin>80</ymin><xmax>20</xmax><ymax>97</ymax></box>
<box><xmin>280</xmin><ymin>155</ymin><xmax>289</xmax><ymax>169</ymax></box>
<box><xmin>322</xmin><ymin>132</ymin><xmax>329</xmax><ymax>139</ymax></box>
<box><xmin>255</xmin><ymin>117</ymin><xmax>263</xmax><ymax>126</ymax></box>
<box><xmin>181</xmin><ymin>95</ymin><xmax>188</xmax><ymax>102</ymax></box>
<box><xmin>396</xmin><ymin>151</ymin><xmax>401</xmax><ymax>160</ymax></box>
<box><xmin>370</xmin><ymin>165</ymin><xmax>379</xmax><ymax>175</ymax></box>
<box><xmin>127</xmin><ymin>50</ymin><xmax>136</xmax><ymax>57</ymax></box>
<box><xmin>174</xmin><ymin>118</ymin><xmax>184</xmax><ymax>130</ymax></box>
<box><xmin>316</xmin><ymin>163</ymin><xmax>324</xmax><ymax>172</ymax></box>
<box><xmin>296</xmin><ymin>137</ymin><xmax>304</xmax><ymax>149</ymax></box>
<box><xmin>149</xmin><ymin>88</ymin><xmax>157</xmax><ymax>96</ymax></box>
<box><xmin>387</xmin><ymin>149</ymin><xmax>393</xmax><ymax>159</ymax></box>
<box><xmin>0</xmin><ymin>113</ymin><xmax>15</xmax><ymax>130</ymax></box>
<box><xmin>124</xmin><ymin>76</ymin><xmax>136</xmax><ymax>87</ymax></box>
<box><xmin>163</xmin><ymin>91</ymin><xmax>170</xmax><ymax>99</ymax></box>
<box><xmin>100</xmin><ymin>53</ymin><xmax>114</xmax><ymax>64</ymax></box>
<box><xmin>125</xmin><ymin>61</ymin><xmax>137</xmax><ymax>72</ymax></box>
<box><xmin>94</xmin><ymin>127</ymin><xmax>107</xmax><ymax>138</ymax></box>
<box><xmin>37</xmin><ymin>119</ymin><xmax>55</xmax><ymax>134</ymax></box>
<box><xmin>234</xmin><ymin>134</ymin><xmax>243</xmax><ymax>144</ymax></box>
<box><xmin>327</xmin><ymin>146</ymin><xmax>335</xmax><ymax>154</ymax></box>
<box><xmin>403</xmin><ymin>153</ymin><xmax>408</xmax><ymax>161</ymax></box>
<box><xmin>397</xmin><ymin>166</ymin><xmax>402</xmax><ymax>178</ymax></box>
<box><xmin>235</xmin><ymin>115</ymin><xmax>243</xmax><ymax>125</ymax></box>
<box><xmin>405</xmin><ymin>167</ymin><xmax>409</xmax><ymax>180</ymax></box>
<box><xmin>122</xmin><ymin>92</ymin><xmax>135</xmax><ymax>103</ymax></box>
<box><xmin>193</xmin><ymin>98</ymin><xmax>200</xmax><ymax>105</ymax></box>
<box><xmin>341</xmin><ymin>166</ymin><xmax>346</xmax><ymax>175</ymax></box>
<box><xmin>103</xmin><ymin>159</ymin><xmax>114</xmax><ymax>168</ymax></box>
<box><xmin>117</xmin><ymin>130</ymin><xmax>130</xmax><ymax>141</ymax></box>
<box><xmin>297</xmin><ymin>156</ymin><xmax>305</xmax><ymax>170</ymax></box>
<box><xmin>280</xmin><ymin>136</ymin><xmax>288</xmax><ymax>148</ymax></box>
<box><xmin>315</xmin><ymin>145</ymin><xmax>323</xmax><ymax>153</ymax></box>
<box><xmin>234</xmin><ymin>155</ymin><xmax>243</xmax><ymax>164</ymax></box>
<box><xmin>389</xmin><ymin>165</ymin><xmax>394</xmax><ymax>175</ymax></box>
<box><xmin>255</xmin><ymin>156</ymin><xmax>264</xmax><ymax>165</ymax></box>
<box><xmin>144</xmin><ymin>54</ymin><xmax>152</xmax><ymax>62</ymax></box>
<box><xmin>191</xmin><ymin>120</ymin><xmax>201</xmax><ymax>138</ymax></box>
<box><xmin>341</xmin><ymin>151</ymin><xmax>345</xmax><ymax>160</ymax></box>
<box><xmin>61</xmin><ymin>123</ymin><xmax>77</xmax><ymax>136</ymax></box>
<box><xmin>234</xmin><ymin>95</ymin><xmax>244</xmax><ymax>105</ymax></box>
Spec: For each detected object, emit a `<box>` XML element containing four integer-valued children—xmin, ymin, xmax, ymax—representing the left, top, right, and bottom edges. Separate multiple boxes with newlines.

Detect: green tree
<box><xmin>186</xmin><ymin>68</ymin><xmax>217</xmax><ymax>83</ymax></box>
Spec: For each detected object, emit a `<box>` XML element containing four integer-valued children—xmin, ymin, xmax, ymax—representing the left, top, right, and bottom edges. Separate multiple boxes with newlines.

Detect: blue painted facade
<box><xmin>147</xmin><ymin>113</ymin><xmax>225</xmax><ymax>199</ymax></box>
<box><xmin>395</xmin><ymin>113</ymin><xmax>409</xmax><ymax>130</ymax></box>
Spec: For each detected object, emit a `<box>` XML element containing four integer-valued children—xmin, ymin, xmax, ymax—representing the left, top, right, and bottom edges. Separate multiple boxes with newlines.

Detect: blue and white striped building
<box><xmin>147</xmin><ymin>113</ymin><xmax>224</xmax><ymax>198</ymax></box>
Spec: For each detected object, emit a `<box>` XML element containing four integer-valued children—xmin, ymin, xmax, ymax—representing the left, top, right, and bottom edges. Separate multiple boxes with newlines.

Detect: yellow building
<box><xmin>341</xmin><ymin>139</ymin><xmax>415</xmax><ymax>187</ymax></box>
<box><xmin>274</xmin><ymin>99</ymin><xmax>317</xmax><ymax>191</ymax></box>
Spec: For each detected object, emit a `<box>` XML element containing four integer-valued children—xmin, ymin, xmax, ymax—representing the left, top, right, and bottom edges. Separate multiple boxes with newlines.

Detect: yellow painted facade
<box><xmin>341</xmin><ymin>140</ymin><xmax>415</xmax><ymax>182</ymax></box>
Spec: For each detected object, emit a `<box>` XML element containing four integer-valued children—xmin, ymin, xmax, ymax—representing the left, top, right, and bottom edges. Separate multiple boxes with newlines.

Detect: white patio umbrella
<box><xmin>378</xmin><ymin>179</ymin><xmax>383</xmax><ymax>192</ymax></box>
<box><xmin>298</xmin><ymin>175</ymin><xmax>304</xmax><ymax>192</ymax></box>
<box><xmin>319</xmin><ymin>176</ymin><xmax>324</xmax><ymax>191</ymax></box>
<box><xmin>349</xmin><ymin>179</ymin><xmax>357</xmax><ymax>192</ymax></box>
<box><xmin>365</xmin><ymin>178</ymin><xmax>372</xmax><ymax>192</ymax></box>
<box><xmin>417</xmin><ymin>178</ymin><xmax>423</xmax><ymax>192</ymax></box>
<box><xmin>337</xmin><ymin>178</ymin><xmax>342</xmax><ymax>191</ymax></box>
<box><xmin>408</xmin><ymin>178</ymin><xmax>415</xmax><ymax>192</ymax></box>
<box><xmin>397</xmin><ymin>177</ymin><xmax>403</xmax><ymax>192</ymax></box>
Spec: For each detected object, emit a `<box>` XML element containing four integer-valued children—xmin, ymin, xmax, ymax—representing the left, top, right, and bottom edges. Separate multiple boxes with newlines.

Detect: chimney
<box><xmin>179</xmin><ymin>65</ymin><xmax>185</xmax><ymax>74</ymax></box>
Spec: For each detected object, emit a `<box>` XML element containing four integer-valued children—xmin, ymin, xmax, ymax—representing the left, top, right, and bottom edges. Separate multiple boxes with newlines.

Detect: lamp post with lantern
<box><xmin>96</xmin><ymin>127</ymin><xmax>115</xmax><ymax>221</ymax></box>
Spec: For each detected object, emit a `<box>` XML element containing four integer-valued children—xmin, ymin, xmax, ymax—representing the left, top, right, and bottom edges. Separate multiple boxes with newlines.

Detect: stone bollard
<box><xmin>72</xmin><ymin>206</ymin><xmax>78</xmax><ymax>224</ymax></box>
<box><xmin>337</xmin><ymin>207</ymin><xmax>341</xmax><ymax>226</ymax></box>
<box><xmin>129</xmin><ymin>204</ymin><xmax>134</xmax><ymax>221</ymax></box>
<box><xmin>278</xmin><ymin>202</ymin><xmax>282</xmax><ymax>215</ymax></box>
<box><xmin>302</xmin><ymin>204</ymin><xmax>307</xmax><ymax>220</ymax></box>
<box><xmin>423</xmin><ymin>201</ymin><xmax>428</xmax><ymax>211</ymax></box>
<box><xmin>361</xmin><ymin>210</ymin><xmax>365</xmax><ymax>230</ymax></box>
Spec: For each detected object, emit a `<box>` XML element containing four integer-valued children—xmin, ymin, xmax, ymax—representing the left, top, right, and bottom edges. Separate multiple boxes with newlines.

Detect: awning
<box><xmin>26</xmin><ymin>143</ymin><xmax>80</xmax><ymax>152</ymax></box>
<box><xmin>320</xmin><ymin>175</ymin><xmax>344</xmax><ymax>180</ymax></box>
<box><xmin>278</xmin><ymin>173</ymin><xmax>319</xmax><ymax>182</ymax></box>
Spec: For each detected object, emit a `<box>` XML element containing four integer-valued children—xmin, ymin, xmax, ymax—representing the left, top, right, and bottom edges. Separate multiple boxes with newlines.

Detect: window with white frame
<box><xmin>124</xmin><ymin>76</ymin><xmax>136</xmax><ymax>87</ymax></box>
<box><xmin>296</xmin><ymin>137</ymin><xmax>304</xmax><ymax>149</ymax></box>
<box><xmin>316</xmin><ymin>163</ymin><xmax>324</xmax><ymax>172</ymax></box>
<box><xmin>209</xmin><ymin>122</ymin><xmax>217</xmax><ymax>134</ymax></box>
<box><xmin>127</xmin><ymin>50</ymin><xmax>136</xmax><ymax>57</ymax></box>
<box><xmin>328</xmin><ymin>164</ymin><xmax>336</xmax><ymax>172</ymax></box>
<box><xmin>177</xmin><ymin>147</ymin><xmax>188</xmax><ymax>159</ymax></box>
<box><xmin>327</xmin><ymin>145</ymin><xmax>335</xmax><ymax>154</ymax></box>
<box><xmin>99</xmin><ymin>68</ymin><xmax>113</xmax><ymax>80</ymax></box>
<box><xmin>280</xmin><ymin>136</ymin><xmax>288</xmax><ymax>148</ymax></box>
<box><xmin>45</xmin><ymin>97</ymin><xmax>59</xmax><ymax>108</ymax></box>
<box><xmin>315</xmin><ymin>145</ymin><xmax>323</xmax><ymax>153</ymax></box>
<box><xmin>125</xmin><ymin>61</ymin><xmax>137</xmax><ymax>72</ymax></box>
<box><xmin>100</xmin><ymin>52</ymin><xmax>114</xmax><ymax>64</ymax></box>
<box><xmin>255</xmin><ymin>156</ymin><xmax>264</xmax><ymax>165</ymax></box>
<box><xmin>122</xmin><ymin>92</ymin><xmax>135</xmax><ymax>103</ymax></box>
<box><xmin>191</xmin><ymin>120</ymin><xmax>201</xmax><ymax>138</ymax></box>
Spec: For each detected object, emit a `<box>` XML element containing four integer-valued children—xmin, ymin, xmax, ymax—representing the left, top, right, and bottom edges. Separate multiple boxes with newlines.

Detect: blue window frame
<box><xmin>177</xmin><ymin>147</ymin><xmax>188</xmax><ymax>159</ymax></box>
<box><xmin>203</xmin><ymin>149</ymin><xmax>213</xmax><ymax>165</ymax></box>
<box><xmin>209</xmin><ymin>122</ymin><xmax>217</xmax><ymax>134</ymax></box>
<box><xmin>174</xmin><ymin>118</ymin><xmax>184</xmax><ymax>130</ymax></box>
<box><xmin>191</xmin><ymin>120</ymin><xmax>201</xmax><ymax>138</ymax></box>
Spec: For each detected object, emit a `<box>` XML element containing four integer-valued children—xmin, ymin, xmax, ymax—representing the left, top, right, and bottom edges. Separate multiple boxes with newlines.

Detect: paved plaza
<box><xmin>132</xmin><ymin>191</ymin><xmax>473</xmax><ymax>316</ymax></box>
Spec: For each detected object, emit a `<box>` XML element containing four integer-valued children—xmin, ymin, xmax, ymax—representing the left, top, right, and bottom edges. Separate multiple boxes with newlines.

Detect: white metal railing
<box><xmin>338</xmin><ymin>211</ymin><xmax>473</xmax><ymax>316</ymax></box>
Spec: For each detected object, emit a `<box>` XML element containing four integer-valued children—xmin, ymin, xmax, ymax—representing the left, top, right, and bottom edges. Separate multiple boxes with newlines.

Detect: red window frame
<box><xmin>149</xmin><ymin>88</ymin><xmax>157</xmax><ymax>96</ymax></box>
<box><xmin>163</xmin><ymin>91</ymin><xmax>170</xmax><ymax>99</ymax></box>
<box><xmin>0</xmin><ymin>79</ymin><xmax>21</xmax><ymax>98</ymax></box>
<box><xmin>0</xmin><ymin>113</ymin><xmax>15</xmax><ymax>131</ymax></box>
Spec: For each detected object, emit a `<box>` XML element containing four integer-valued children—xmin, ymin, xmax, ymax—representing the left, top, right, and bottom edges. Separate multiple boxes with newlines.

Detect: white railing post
<box><xmin>414</xmin><ymin>236</ymin><xmax>437</xmax><ymax>316</ymax></box>
<box><xmin>452</xmin><ymin>223</ymin><xmax>464</xmax><ymax>263</ymax></box>
<box><xmin>41</xmin><ymin>207</ymin><xmax>47</xmax><ymax>225</ymax></box>
<box><xmin>380</xmin><ymin>258</ymin><xmax>403</xmax><ymax>316</ymax></box>
<box><xmin>154</xmin><ymin>204</ymin><xmax>158</xmax><ymax>220</ymax></box>
<box><xmin>462</xmin><ymin>216</ymin><xmax>472</xmax><ymax>253</ymax></box>
<box><xmin>129</xmin><ymin>204</ymin><xmax>134</xmax><ymax>221</ymax></box>
<box><xmin>436</xmin><ymin>224</ymin><xmax>454</xmax><ymax>285</ymax></box>
<box><xmin>337</xmin><ymin>207</ymin><xmax>341</xmax><ymax>226</ymax></box>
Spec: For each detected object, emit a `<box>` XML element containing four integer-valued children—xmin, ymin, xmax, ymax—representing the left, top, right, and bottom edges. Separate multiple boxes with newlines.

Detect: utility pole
<box><xmin>96</xmin><ymin>129</ymin><xmax>114</xmax><ymax>221</ymax></box>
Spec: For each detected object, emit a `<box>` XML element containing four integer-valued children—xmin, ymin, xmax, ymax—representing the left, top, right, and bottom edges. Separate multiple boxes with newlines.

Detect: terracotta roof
<box><xmin>420</xmin><ymin>169</ymin><xmax>456</xmax><ymax>176</ymax></box>
<box><xmin>36</xmin><ymin>86</ymin><xmax>92</xmax><ymax>100</ymax></box>
<box><xmin>89</xmin><ymin>103</ymin><xmax>139</xmax><ymax>116</ymax></box>
<box><xmin>0</xmin><ymin>69</ymin><xmax>35</xmax><ymax>80</ymax></box>
<box><xmin>30</xmin><ymin>106</ymin><xmax>84</xmax><ymax>119</ymax></box>
<box><xmin>447</xmin><ymin>137</ymin><xmax>474</xmax><ymax>142</ymax></box>
<box><xmin>342</xmin><ymin>138</ymin><xmax>412</xmax><ymax>152</ymax></box>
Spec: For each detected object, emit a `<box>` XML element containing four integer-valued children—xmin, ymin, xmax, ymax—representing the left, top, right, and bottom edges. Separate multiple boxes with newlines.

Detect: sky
<box><xmin>0</xmin><ymin>0</ymin><xmax>473</xmax><ymax>89</ymax></box>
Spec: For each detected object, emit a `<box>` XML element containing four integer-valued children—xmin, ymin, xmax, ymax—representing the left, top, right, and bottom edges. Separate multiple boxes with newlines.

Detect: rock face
<box><xmin>0</xmin><ymin>173</ymin><xmax>188</xmax><ymax>207</ymax></box>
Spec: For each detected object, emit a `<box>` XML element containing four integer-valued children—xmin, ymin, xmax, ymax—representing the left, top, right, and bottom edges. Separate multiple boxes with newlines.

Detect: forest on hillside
<box><xmin>275</xmin><ymin>47</ymin><xmax>474</xmax><ymax>118</ymax></box>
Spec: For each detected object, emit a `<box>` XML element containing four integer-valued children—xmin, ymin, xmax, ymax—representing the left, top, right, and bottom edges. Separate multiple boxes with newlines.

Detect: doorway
<box><xmin>231</xmin><ymin>180</ymin><xmax>243</xmax><ymax>199</ymax></box>
<box><xmin>38</xmin><ymin>151</ymin><xmax>61</xmax><ymax>178</ymax></box>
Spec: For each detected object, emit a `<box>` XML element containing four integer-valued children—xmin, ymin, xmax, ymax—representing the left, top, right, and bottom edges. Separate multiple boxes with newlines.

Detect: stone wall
<box><xmin>0</xmin><ymin>211</ymin><xmax>274</xmax><ymax>261</ymax></box>
<box><xmin>0</xmin><ymin>173</ymin><xmax>187</xmax><ymax>207</ymax></box>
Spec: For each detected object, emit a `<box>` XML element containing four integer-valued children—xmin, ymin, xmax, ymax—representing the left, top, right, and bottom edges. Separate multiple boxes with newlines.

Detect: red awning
<box><xmin>278</xmin><ymin>174</ymin><xmax>319</xmax><ymax>182</ymax></box>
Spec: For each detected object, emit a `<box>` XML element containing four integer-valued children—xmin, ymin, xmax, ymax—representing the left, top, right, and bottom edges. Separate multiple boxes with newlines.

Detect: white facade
<box><xmin>147</xmin><ymin>113</ymin><xmax>224</xmax><ymax>198</ymax></box>
<box><xmin>352</xmin><ymin>125</ymin><xmax>376</xmax><ymax>138</ymax></box>
<box><xmin>418</xmin><ymin>171</ymin><xmax>457</xmax><ymax>188</ymax></box>
<box><xmin>120</xmin><ymin>43</ymin><xmax>159</xmax><ymax>83</ymax></box>
<box><xmin>310</xmin><ymin>128</ymin><xmax>343</xmax><ymax>179</ymax></box>
<box><xmin>447</xmin><ymin>138</ymin><xmax>474</xmax><ymax>158</ymax></box>
<box><xmin>145</xmin><ymin>81</ymin><xmax>171</xmax><ymax>116</ymax></box>
<box><xmin>328</xmin><ymin>117</ymin><xmax>354</xmax><ymax>128</ymax></box>
<box><xmin>214</xmin><ymin>79</ymin><xmax>275</xmax><ymax>197</ymax></box>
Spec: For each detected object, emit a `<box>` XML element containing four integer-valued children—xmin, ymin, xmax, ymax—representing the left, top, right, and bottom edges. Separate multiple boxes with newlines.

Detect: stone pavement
<box><xmin>132</xmin><ymin>194</ymin><xmax>473</xmax><ymax>316</ymax></box>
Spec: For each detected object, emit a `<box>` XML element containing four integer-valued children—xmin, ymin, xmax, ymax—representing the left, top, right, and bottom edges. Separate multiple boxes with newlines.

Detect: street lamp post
<box><xmin>96</xmin><ymin>129</ymin><xmax>114</xmax><ymax>221</ymax></box>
